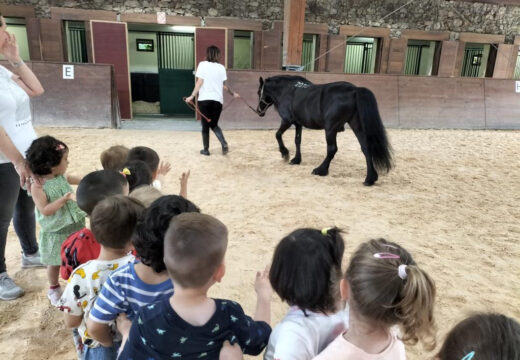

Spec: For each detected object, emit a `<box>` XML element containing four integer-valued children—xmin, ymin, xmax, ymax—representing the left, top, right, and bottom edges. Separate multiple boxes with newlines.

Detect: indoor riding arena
<box><xmin>0</xmin><ymin>1</ymin><xmax>519</xmax><ymax>359</ymax></box>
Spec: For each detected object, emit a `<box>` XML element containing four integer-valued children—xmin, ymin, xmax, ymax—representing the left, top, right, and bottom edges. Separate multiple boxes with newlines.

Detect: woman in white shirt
<box><xmin>185</xmin><ymin>45</ymin><xmax>239</xmax><ymax>156</ymax></box>
<box><xmin>0</xmin><ymin>13</ymin><xmax>45</xmax><ymax>301</ymax></box>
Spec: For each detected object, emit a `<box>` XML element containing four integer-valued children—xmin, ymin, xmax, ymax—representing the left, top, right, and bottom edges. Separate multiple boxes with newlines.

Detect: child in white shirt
<box><xmin>264</xmin><ymin>227</ymin><xmax>348</xmax><ymax>360</ymax></box>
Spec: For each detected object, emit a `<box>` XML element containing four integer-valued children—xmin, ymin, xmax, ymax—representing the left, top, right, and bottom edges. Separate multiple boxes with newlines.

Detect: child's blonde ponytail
<box><xmin>396</xmin><ymin>264</ymin><xmax>437</xmax><ymax>350</ymax></box>
<box><xmin>346</xmin><ymin>238</ymin><xmax>437</xmax><ymax>350</ymax></box>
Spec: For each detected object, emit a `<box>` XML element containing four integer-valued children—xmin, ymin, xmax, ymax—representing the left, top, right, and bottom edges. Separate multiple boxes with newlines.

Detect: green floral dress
<box><xmin>36</xmin><ymin>175</ymin><xmax>86</xmax><ymax>265</ymax></box>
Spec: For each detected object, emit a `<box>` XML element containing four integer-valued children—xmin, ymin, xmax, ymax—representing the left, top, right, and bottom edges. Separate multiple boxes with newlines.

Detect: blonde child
<box><xmin>57</xmin><ymin>195</ymin><xmax>143</xmax><ymax>359</ymax></box>
<box><xmin>100</xmin><ymin>145</ymin><xmax>129</xmax><ymax>171</ymax></box>
<box><xmin>265</xmin><ymin>227</ymin><xmax>348</xmax><ymax>360</ymax></box>
<box><xmin>314</xmin><ymin>238</ymin><xmax>436</xmax><ymax>360</ymax></box>
<box><xmin>25</xmin><ymin>135</ymin><xmax>86</xmax><ymax>305</ymax></box>
<box><xmin>118</xmin><ymin>212</ymin><xmax>272</xmax><ymax>358</ymax></box>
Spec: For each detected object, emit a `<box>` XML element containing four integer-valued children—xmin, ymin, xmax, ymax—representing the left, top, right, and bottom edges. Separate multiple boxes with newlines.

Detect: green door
<box><xmin>157</xmin><ymin>32</ymin><xmax>195</xmax><ymax>116</ymax></box>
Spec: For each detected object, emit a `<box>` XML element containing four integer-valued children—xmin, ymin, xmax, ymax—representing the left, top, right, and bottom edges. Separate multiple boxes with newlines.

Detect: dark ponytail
<box><xmin>270</xmin><ymin>227</ymin><xmax>345</xmax><ymax>315</ymax></box>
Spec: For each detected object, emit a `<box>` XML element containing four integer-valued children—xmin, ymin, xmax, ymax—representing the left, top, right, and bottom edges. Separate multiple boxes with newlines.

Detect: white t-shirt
<box><xmin>264</xmin><ymin>306</ymin><xmax>349</xmax><ymax>360</ymax></box>
<box><xmin>313</xmin><ymin>327</ymin><xmax>406</xmax><ymax>360</ymax></box>
<box><xmin>56</xmin><ymin>254</ymin><xmax>135</xmax><ymax>348</ymax></box>
<box><xmin>195</xmin><ymin>60</ymin><xmax>227</xmax><ymax>104</ymax></box>
<box><xmin>0</xmin><ymin>65</ymin><xmax>37</xmax><ymax>164</ymax></box>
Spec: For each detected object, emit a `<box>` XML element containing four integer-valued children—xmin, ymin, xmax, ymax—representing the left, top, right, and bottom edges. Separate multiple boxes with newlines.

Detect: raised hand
<box><xmin>1</xmin><ymin>32</ymin><xmax>21</xmax><ymax>63</ymax></box>
<box><xmin>179</xmin><ymin>170</ymin><xmax>190</xmax><ymax>198</ymax></box>
<box><xmin>255</xmin><ymin>266</ymin><xmax>272</xmax><ymax>302</ymax></box>
<box><xmin>157</xmin><ymin>161</ymin><xmax>172</xmax><ymax>176</ymax></box>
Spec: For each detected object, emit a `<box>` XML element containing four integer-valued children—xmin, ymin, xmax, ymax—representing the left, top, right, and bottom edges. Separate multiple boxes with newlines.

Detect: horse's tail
<box><xmin>355</xmin><ymin>87</ymin><xmax>394</xmax><ymax>173</ymax></box>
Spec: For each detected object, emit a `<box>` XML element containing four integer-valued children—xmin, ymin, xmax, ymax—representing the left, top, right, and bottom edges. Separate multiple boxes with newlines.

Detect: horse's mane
<box><xmin>268</xmin><ymin>75</ymin><xmax>312</xmax><ymax>84</ymax></box>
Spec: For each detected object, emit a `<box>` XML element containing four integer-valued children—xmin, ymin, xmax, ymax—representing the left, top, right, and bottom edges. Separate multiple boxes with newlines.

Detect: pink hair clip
<box><xmin>373</xmin><ymin>252</ymin><xmax>400</xmax><ymax>259</ymax></box>
<box><xmin>56</xmin><ymin>144</ymin><xmax>65</xmax><ymax>150</ymax></box>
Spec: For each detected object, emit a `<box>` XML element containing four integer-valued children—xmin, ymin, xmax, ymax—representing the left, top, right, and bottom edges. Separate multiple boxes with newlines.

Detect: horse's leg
<box><xmin>276</xmin><ymin>120</ymin><xmax>292</xmax><ymax>161</ymax></box>
<box><xmin>351</xmin><ymin>119</ymin><xmax>378</xmax><ymax>186</ymax></box>
<box><xmin>290</xmin><ymin>124</ymin><xmax>302</xmax><ymax>165</ymax></box>
<box><xmin>311</xmin><ymin>129</ymin><xmax>338</xmax><ymax>176</ymax></box>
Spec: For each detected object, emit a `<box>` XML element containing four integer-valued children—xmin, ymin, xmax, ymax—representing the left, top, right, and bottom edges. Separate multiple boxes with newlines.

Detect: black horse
<box><xmin>256</xmin><ymin>75</ymin><xmax>393</xmax><ymax>186</ymax></box>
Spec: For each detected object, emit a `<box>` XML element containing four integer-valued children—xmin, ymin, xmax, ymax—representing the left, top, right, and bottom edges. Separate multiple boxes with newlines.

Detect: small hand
<box><xmin>1</xmin><ymin>32</ymin><xmax>20</xmax><ymax>63</ymax></box>
<box><xmin>233</xmin><ymin>92</ymin><xmax>240</xmax><ymax>99</ymax></box>
<box><xmin>63</xmin><ymin>192</ymin><xmax>75</xmax><ymax>202</ymax></box>
<box><xmin>255</xmin><ymin>266</ymin><xmax>272</xmax><ymax>301</ymax></box>
<box><xmin>157</xmin><ymin>161</ymin><xmax>172</xmax><ymax>176</ymax></box>
<box><xmin>219</xmin><ymin>340</ymin><xmax>243</xmax><ymax>360</ymax></box>
<box><xmin>14</xmin><ymin>159</ymin><xmax>29</xmax><ymax>188</ymax></box>
<box><xmin>185</xmin><ymin>95</ymin><xmax>195</xmax><ymax>103</ymax></box>
<box><xmin>180</xmin><ymin>170</ymin><xmax>190</xmax><ymax>186</ymax></box>
<box><xmin>116</xmin><ymin>313</ymin><xmax>132</xmax><ymax>338</ymax></box>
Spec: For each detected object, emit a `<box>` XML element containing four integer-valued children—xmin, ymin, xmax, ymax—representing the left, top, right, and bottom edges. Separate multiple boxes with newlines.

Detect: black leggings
<box><xmin>198</xmin><ymin>100</ymin><xmax>223</xmax><ymax>134</ymax></box>
<box><xmin>0</xmin><ymin>163</ymin><xmax>38</xmax><ymax>273</ymax></box>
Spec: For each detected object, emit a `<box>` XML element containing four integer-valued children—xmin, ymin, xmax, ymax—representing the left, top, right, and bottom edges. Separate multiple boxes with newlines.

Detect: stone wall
<box><xmin>2</xmin><ymin>0</ymin><xmax>520</xmax><ymax>41</ymax></box>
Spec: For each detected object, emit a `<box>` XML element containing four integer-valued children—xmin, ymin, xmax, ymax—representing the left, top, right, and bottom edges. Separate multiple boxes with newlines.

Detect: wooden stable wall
<box><xmin>1</xmin><ymin>60</ymin><xmax>518</xmax><ymax>129</ymax></box>
<box><xmin>223</xmin><ymin>70</ymin><xmax>520</xmax><ymax>130</ymax></box>
<box><xmin>0</xmin><ymin>61</ymin><xmax>117</xmax><ymax>128</ymax></box>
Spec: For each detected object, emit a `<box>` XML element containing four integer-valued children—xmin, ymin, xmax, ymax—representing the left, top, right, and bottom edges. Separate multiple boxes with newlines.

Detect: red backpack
<box><xmin>60</xmin><ymin>228</ymin><xmax>101</xmax><ymax>280</ymax></box>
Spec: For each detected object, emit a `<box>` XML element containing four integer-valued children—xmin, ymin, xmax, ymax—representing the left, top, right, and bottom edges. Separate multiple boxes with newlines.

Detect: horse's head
<box><xmin>256</xmin><ymin>77</ymin><xmax>274</xmax><ymax>117</ymax></box>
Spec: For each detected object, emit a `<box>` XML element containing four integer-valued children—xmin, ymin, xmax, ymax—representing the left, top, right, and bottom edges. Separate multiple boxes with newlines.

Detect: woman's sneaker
<box><xmin>47</xmin><ymin>287</ymin><xmax>62</xmax><ymax>306</ymax></box>
<box><xmin>0</xmin><ymin>272</ymin><xmax>24</xmax><ymax>300</ymax></box>
<box><xmin>21</xmin><ymin>251</ymin><xmax>45</xmax><ymax>268</ymax></box>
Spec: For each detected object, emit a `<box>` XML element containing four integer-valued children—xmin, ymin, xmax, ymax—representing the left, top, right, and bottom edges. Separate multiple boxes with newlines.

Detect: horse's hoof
<box><xmin>312</xmin><ymin>168</ymin><xmax>328</xmax><ymax>176</ymax></box>
<box><xmin>289</xmin><ymin>157</ymin><xmax>301</xmax><ymax>165</ymax></box>
<box><xmin>282</xmin><ymin>153</ymin><xmax>290</xmax><ymax>161</ymax></box>
<box><xmin>363</xmin><ymin>180</ymin><xmax>375</xmax><ymax>186</ymax></box>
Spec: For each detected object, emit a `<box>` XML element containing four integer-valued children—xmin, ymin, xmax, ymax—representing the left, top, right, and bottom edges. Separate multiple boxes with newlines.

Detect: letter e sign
<box><xmin>63</xmin><ymin>65</ymin><xmax>74</xmax><ymax>80</ymax></box>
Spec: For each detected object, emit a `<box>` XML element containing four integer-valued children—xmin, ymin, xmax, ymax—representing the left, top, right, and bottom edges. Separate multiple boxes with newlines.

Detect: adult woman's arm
<box><xmin>1</xmin><ymin>33</ymin><xmax>44</xmax><ymax>97</ymax></box>
<box><xmin>185</xmin><ymin>77</ymin><xmax>204</xmax><ymax>103</ymax></box>
<box><xmin>223</xmin><ymin>81</ymin><xmax>240</xmax><ymax>98</ymax></box>
<box><xmin>0</xmin><ymin>127</ymin><xmax>30</xmax><ymax>186</ymax></box>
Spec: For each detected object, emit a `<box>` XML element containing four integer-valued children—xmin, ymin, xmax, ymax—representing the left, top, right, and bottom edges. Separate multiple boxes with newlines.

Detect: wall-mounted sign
<box><xmin>157</xmin><ymin>12</ymin><xmax>166</xmax><ymax>24</ymax></box>
<box><xmin>516</xmin><ymin>81</ymin><xmax>520</xmax><ymax>93</ymax></box>
<box><xmin>63</xmin><ymin>65</ymin><xmax>74</xmax><ymax>79</ymax></box>
<box><xmin>136</xmin><ymin>39</ymin><xmax>154</xmax><ymax>52</ymax></box>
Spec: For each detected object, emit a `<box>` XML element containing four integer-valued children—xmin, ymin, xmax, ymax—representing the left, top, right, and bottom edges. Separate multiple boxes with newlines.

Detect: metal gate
<box><xmin>461</xmin><ymin>47</ymin><xmax>484</xmax><ymax>77</ymax></box>
<box><xmin>345</xmin><ymin>42</ymin><xmax>374</xmax><ymax>74</ymax></box>
<box><xmin>404</xmin><ymin>45</ymin><xmax>426</xmax><ymax>75</ymax></box>
<box><xmin>157</xmin><ymin>32</ymin><xmax>195</xmax><ymax>115</ymax></box>
<box><xmin>66</xmin><ymin>21</ymin><xmax>88</xmax><ymax>63</ymax></box>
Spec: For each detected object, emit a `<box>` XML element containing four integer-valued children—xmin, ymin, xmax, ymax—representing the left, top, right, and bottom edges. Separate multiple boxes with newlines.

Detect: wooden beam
<box><xmin>283</xmin><ymin>0</ymin><xmax>306</xmax><ymax>66</ymax></box>
<box><xmin>493</xmin><ymin>44</ymin><xmax>518</xmax><ymax>78</ymax></box>
<box><xmin>459</xmin><ymin>32</ymin><xmax>505</xmax><ymax>44</ymax></box>
<box><xmin>0</xmin><ymin>4</ymin><xmax>35</xmax><ymax>18</ymax></box>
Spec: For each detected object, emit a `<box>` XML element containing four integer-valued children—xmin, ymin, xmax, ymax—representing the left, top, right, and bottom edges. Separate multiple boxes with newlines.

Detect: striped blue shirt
<box><xmin>89</xmin><ymin>261</ymin><xmax>173</xmax><ymax>324</ymax></box>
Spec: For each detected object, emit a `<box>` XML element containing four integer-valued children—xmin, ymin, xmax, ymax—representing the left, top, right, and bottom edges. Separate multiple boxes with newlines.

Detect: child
<box><xmin>25</xmin><ymin>135</ymin><xmax>86</xmax><ymax>305</ymax></box>
<box><xmin>60</xmin><ymin>170</ymin><xmax>129</xmax><ymax>359</ymax></box>
<box><xmin>127</xmin><ymin>146</ymin><xmax>170</xmax><ymax>190</ymax></box>
<box><xmin>118</xmin><ymin>212</ymin><xmax>272</xmax><ymax>359</ymax></box>
<box><xmin>61</xmin><ymin>169</ymin><xmax>130</xmax><ymax>281</ymax></box>
<box><xmin>122</xmin><ymin>160</ymin><xmax>152</xmax><ymax>192</ymax></box>
<box><xmin>128</xmin><ymin>185</ymin><xmax>162</xmax><ymax>207</ymax></box>
<box><xmin>100</xmin><ymin>145</ymin><xmax>129</xmax><ymax>171</ymax></box>
<box><xmin>87</xmin><ymin>195</ymin><xmax>200</xmax><ymax>346</ymax></box>
<box><xmin>127</xmin><ymin>146</ymin><xmax>190</xmax><ymax>197</ymax></box>
<box><xmin>314</xmin><ymin>238</ymin><xmax>436</xmax><ymax>359</ymax></box>
<box><xmin>436</xmin><ymin>313</ymin><xmax>520</xmax><ymax>360</ymax></box>
<box><xmin>265</xmin><ymin>228</ymin><xmax>348</xmax><ymax>360</ymax></box>
<box><xmin>57</xmin><ymin>195</ymin><xmax>143</xmax><ymax>359</ymax></box>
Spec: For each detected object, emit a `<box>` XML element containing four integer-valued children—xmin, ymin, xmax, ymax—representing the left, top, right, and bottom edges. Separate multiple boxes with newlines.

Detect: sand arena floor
<box><xmin>0</xmin><ymin>127</ymin><xmax>519</xmax><ymax>359</ymax></box>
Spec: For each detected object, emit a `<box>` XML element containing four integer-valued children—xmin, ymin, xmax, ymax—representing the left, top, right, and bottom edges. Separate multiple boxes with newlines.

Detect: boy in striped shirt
<box><xmin>86</xmin><ymin>195</ymin><xmax>200</xmax><ymax>346</ymax></box>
